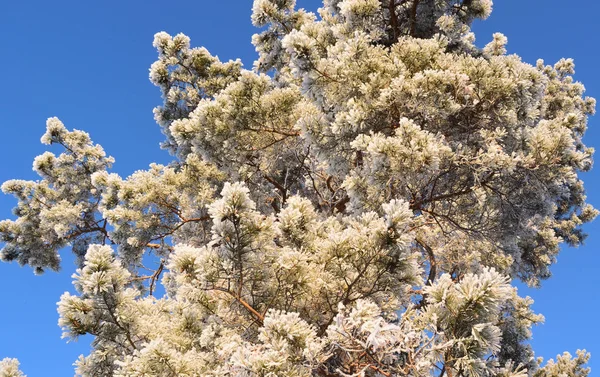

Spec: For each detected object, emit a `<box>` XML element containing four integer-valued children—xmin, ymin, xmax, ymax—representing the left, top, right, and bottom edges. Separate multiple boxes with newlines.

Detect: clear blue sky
<box><xmin>0</xmin><ymin>1</ymin><xmax>598</xmax><ymax>375</ymax></box>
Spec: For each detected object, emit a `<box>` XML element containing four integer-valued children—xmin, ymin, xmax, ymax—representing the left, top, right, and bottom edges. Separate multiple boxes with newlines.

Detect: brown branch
<box><xmin>66</xmin><ymin>224</ymin><xmax>109</xmax><ymax>242</ymax></box>
<box><xmin>151</xmin><ymin>215</ymin><xmax>210</xmax><ymax>240</ymax></box>
<box><xmin>410</xmin><ymin>0</ymin><xmax>421</xmax><ymax>37</ymax></box>
<box><xmin>244</xmin><ymin>126</ymin><xmax>300</xmax><ymax>138</ymax></box>
<box><xmin>360</xmin><ymin>346</ymin><xmax>392</xmax><ymax>377</ymax></box>
<box><xmin>149</xmin><ymin>260</ymin><xmax>165</xmax><ymax>296</ymax></box>
<box><xmin>410</xmin><ymin>187</ymin><xmax>472</xmax><ymax>210</ymax></box>
<box><xmin>156</xmin><ymin>198</ymin><xmax>184</xmax><ymax>218</ymax></box>
<box><xmin>333</xmin><ymin>195</ymin><xmax>350</xmax><ymax>214</ymax></box>
<box><xmin>180</xmin><ymin>215</ymin><xmax>210</xmax><ymax>224</ymax></box>
<box><xmin>212</xmin><ymin>286</ymin><xmax>264</xmax><ymax>325</ymax></box>
<box><xmin>388</xmin><ymin>0</ymin><xmax>400</xmax><ymax>42</ymax></box>
<box><xmin>326</xmin><ymin>175</ymin><xmax>336</xmax><ymax>194</ymax></box>
<box><xmin>264</xmin><ymin>175</ymin><xmax>288</xmax><ymax>206</ymax></box>
<box><xmin>354</xmin><ymin>150</ymin><xmax>364</xmax><ymax>168</ymax></box>
<box><xmin>416</xmin><ymin>238</ymin><xmax>436</xmax><ymax>285</ymax></box>
<box><xmin>101</xmin><ymin>293</ymin><xmax>137</xmax><ymax>351</ymax></box>
<box><xmin>100</xmin><ymin>219</ymin><xmax>109</xmax><ymax>245</ymax></box>
<box><xmin>410</xmin><ymin>172</ymin><xmax>496</xmax><ymax>210</ymax></box>
<box><xmin>368</xmin><ymin>364</ymin><xmax>391</xmax><ymax>377</ymax></box>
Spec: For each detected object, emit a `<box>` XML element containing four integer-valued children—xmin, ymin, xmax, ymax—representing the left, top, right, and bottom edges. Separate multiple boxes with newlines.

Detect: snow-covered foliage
<box><xmin>0</xmin><ymin>1</ymin><xmax>595</xmax><ymax>376</ymax></box>
<box><xmin>0</xmin><ymin>359</ymin><xmax>26</xmax><ymax>377</ymax></box>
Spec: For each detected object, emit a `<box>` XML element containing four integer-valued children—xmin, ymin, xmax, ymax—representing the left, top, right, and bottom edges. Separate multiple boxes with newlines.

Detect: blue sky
<box><xmin>0</xmin><ymin>1</ymin><xmax>598</xmax><ymax>375</ymax></box>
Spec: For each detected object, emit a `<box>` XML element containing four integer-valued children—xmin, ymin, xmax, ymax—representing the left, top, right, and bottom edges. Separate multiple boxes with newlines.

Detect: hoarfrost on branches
<box><xmin>1</xmin><ymin>0</ymin><xmax>596</xmax><ymax>376</ymax></box>
<box><xmin>0</xmin><ymin>359</ymin><xmax>26</xmax><ymax>377</ymax></box>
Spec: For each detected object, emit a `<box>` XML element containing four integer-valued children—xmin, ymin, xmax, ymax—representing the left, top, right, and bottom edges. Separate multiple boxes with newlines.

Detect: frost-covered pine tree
<box><xmin>0</xmin><ymin>1</ymin><xmax>596</xmax><ymax>376</ymax></box>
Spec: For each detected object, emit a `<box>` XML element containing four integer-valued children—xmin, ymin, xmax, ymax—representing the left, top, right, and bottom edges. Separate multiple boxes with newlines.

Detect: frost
<box><xmin>0</xmin><ymin>0</ymin><xmax>595</xmax><ymax>376</ymax></box>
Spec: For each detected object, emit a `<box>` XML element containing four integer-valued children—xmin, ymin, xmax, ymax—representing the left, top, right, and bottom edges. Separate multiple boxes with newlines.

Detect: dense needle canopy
<box><xmin>0</xmin><ymin>1</ymin><xmax>596</xmax><ymax>376</ymax></box>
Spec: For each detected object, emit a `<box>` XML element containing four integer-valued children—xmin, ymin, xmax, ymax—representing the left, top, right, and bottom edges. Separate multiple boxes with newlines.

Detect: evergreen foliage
<box><xmin>0</xmin><ymin>1</ymin><xmax>594</xmax><ymax>376</ymax></box>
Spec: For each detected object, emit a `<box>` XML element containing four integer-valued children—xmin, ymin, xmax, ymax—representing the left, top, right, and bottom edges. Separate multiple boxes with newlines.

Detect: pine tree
<box><xmin>0</xmin><ymin>1</ymin><xmax>595</xmax><ymax>376</ymax></box>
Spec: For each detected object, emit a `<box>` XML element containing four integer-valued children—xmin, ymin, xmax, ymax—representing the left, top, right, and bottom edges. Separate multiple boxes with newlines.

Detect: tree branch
<box><xmin>149</xmin><ymin>260</ymin><xmax>164</xmax><ymax>296</ymax></box>
<box><xmin>410</xmin><ymin>0</ymin><xmax>421</xmax><ymax>37</ymax></box>
<box><xmin>417</xmin><ymin>238</ymin><xmax>436</xmax><ymax>285</ymax></box>
<box><xmin>212</xmin><ymin>286</ymin><xmax>265</xmax><ymax>325</ymax></box>
<box><xmin>388</xmin><ymin>0</ymin><xmax>400</xmax><ymax>42</ymax></box>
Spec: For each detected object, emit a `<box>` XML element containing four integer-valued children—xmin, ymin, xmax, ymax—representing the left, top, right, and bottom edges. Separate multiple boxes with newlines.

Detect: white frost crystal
<box><xmin>1</xmin><ymin>1</ymin><xmax>595</xmax><ymax>376</ymax></box>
